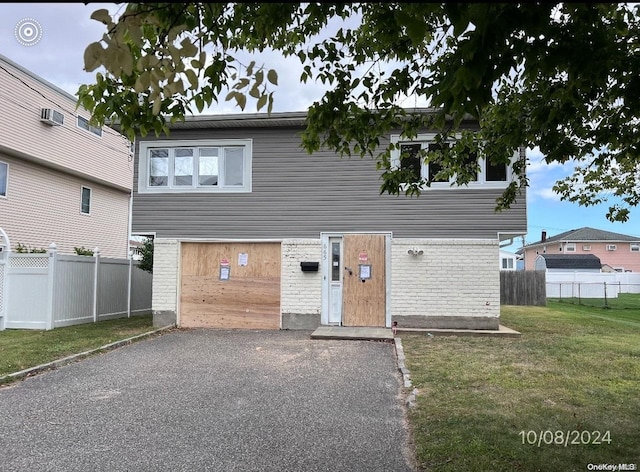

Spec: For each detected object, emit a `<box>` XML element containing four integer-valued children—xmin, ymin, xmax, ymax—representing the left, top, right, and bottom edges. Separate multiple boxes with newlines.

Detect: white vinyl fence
<box><xmin>546</xmin><ymin>271</ymin><xmax>640</xmax><ymax>299</ymax></box>
<box><xmin>0</xmin><ymin>245</ymin><xmax>152</xmax><ymax>331</ymax></box>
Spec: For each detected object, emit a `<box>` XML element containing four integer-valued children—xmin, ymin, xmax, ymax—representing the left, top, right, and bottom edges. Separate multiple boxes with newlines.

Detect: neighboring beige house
<box><xmin>521</xmin><ymin>227</ymin><xmax>640</xmax><ymax>273</ymax></box>
<box><xmin>0</xmin><ymin>54</ymin><xmax>132</xmax><ymax>258</ymax></box>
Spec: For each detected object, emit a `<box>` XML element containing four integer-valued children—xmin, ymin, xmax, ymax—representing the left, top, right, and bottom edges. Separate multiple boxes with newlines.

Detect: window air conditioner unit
<box><xmin>40</xmin><ymin>108</ymin><xmax>64</xmax><ymax>126</ymax></box>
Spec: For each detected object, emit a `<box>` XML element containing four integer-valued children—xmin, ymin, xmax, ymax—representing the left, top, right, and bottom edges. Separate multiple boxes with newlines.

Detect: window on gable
<box><xmin>81</xmin><ymin>186</ymin><xmax>91</xmax><ymax>214</ymax></box>
<box><xmin>0</xmin><ymin>161</ymin><xmax>7</xmax><ymax>197</ymax></box>
<box><xmin>139</xmin><ymin>139</ymin><xmax>252</xmax><ymax>193</ymax></box>
<box><xmin>391</xmin><ymin>134</ymin><xmax>512</xmax><ymax>188</ymax></box>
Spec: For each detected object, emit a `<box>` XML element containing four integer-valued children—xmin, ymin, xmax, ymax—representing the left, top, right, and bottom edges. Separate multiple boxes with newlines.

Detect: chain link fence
<box><xmin>546</xmin><ymin>282</ymin><xmax>640</xmax><ymax>308</ymax></box>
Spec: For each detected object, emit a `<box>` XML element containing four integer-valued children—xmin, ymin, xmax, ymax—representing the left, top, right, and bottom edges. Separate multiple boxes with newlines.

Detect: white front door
<box><xmin>328</xmin><ymin>237</ymin><xmax>343</xmax><ymax>324</ymax></box>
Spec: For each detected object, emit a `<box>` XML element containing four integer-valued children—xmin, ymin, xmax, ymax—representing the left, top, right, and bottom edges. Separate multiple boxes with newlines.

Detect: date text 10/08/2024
<box><xmin>519</xmin><ymin>430</ymin><xmax>612</xmax><ymax>447</ymax></box>
<box><xmin>519</xmin><ymin>431</ymin><xmax>637</xmax><ymax>471</ymax></box>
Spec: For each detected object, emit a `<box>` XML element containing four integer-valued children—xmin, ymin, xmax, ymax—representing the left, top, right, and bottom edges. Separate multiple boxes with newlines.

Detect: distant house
<box><xmin>521</xmin><ymin>227</ymin><xmax>640</xmax><ymax>273</ymax></box>
<box><xmin>499</xmin><ymin>250</ymin><xmax>518</xmax><ymax>271</ymax></box>
<box><xmin>0</xmin><ymin>54</ymin><xmax>132</xmax><ymax>257</ymax></box>
<box><xmin>534</xmin><ymin>254</ymin><xmax>602</xmax><ymax>273</ymax></box>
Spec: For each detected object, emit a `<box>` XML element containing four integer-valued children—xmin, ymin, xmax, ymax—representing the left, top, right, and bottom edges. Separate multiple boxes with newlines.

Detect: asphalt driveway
<box><xmin>0</xmin><ymin>329</ymin><xmax>416</xmax><ymax>472</ymax></box>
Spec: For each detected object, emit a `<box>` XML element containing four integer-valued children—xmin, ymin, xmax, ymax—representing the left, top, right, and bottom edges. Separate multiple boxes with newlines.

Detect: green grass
<box><xmin>549</xmin><ymin>292</ymin><xmax>640</xmax><ymax>310</ymax></box>
<box><xmin>0</xmin><ymin>314</ymin><xmax>157</xmax><ymax>384</ymax></box>
<box><xmin>401</xmin><ymin>300</ymin><xmax>640</xmax><ymax>472</ymax></box>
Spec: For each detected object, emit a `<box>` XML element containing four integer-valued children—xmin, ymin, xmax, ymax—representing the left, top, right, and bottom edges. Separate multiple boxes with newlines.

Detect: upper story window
<box><xmin>0</xmin><ymin>161</ymin><xmax>7</xmax><ymax>197</ymax></box>
<box><xmin>631</xmin><ymin>244</ymin><xmax>639</xmax><ymax>252</ymax></box>
<box><xmin>77</xmin><ymin>116</ymin><xmax>103</xmax><ymax>137</ymax></box>
<box><xmin>582</xmin><ymin>245</ymin><xmax>591</xmax><ymax>251</ymax></box>
<box><xmin>138</xmin><ymin>139</ymin><xmax>252</xmax><ymax>194</ymax></box>
<box><xmin>565</xmin><ymin>243</ymin><xmax>576</xmax><ymax>252</ymax></box>
<box><xmin>81</xmin><ymin>186</ymin><xmax>91</xmax><ymax>214</ymax></box>
<box><xmin>390</xmin><ymin>133</ymin><xmax>514</xmax><ymax>189</ymax></box>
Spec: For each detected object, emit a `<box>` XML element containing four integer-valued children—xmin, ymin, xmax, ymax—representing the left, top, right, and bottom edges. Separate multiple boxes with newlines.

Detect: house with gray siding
<box><xmin>132</xmin><ymin>111</ymin><xmax>527</xmax><ymax>331</ymax></box>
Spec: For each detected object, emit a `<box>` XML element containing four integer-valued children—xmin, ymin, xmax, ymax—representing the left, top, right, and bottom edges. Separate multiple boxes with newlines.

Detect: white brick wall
<box><xmin>281</xmin><ymin>239</ymin><xmax>322</xmax><ymax>316</ymax></box>
<box><xmin>152</xmin><ymin>239</ymin><xmax>179</xmax><ymax>312</ymax></box>
<box><xmin>150</xmin><ymin>237</ymin><xmax>500</xmax><ymax>328</ymax></box>
<box><xmin>391</xmin><ymin>239</ymin><xmax>500</xmax><ymax>319</ymax></box>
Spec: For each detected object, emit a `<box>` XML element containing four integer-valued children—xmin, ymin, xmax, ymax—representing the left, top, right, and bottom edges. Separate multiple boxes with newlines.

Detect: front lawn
<box><xmin>0</xmin><ymin>314</ymin><xmax>157</xmax><ymax>384</ymax></box>
<box><xmin>401</xmin><ymin>300</ymin><xmax>640</xmax><ymax>471</ymax></box>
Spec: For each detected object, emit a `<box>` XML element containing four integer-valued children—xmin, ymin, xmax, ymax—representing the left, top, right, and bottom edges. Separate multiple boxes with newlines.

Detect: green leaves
<box><xmin>83</xmin><ymin>42</ymin><xmax>104</xmax><ymax>72</ymax></box>
<box><xmin>267</xmin><ymin>69</ymin><xmax>278</xmax><ymax>86</ymax></box>
<box><xmin>77</xmin><ymin>2</ymin><xmax>640</xmax><ymax>222</ymax></box>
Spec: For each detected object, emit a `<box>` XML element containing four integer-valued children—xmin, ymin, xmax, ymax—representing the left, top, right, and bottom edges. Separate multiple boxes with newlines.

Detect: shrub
<box><xmin>74</xmin><ymin>246</ymin><xmax>94</xmax><ymax>256</ymax></box>
<box><xmin>14</xmin><ymin>242</ymin><xmax>47</xmax><ymax>253</ymax></box>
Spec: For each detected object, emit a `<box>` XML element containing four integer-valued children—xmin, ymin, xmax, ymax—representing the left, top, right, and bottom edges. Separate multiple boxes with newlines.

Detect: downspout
<box><xmin>127</xmin><ymin>190</ymin><xmax>133</xmax><ymax>259</ymax></box>
<box><xmin>499</xmin><ymin>237</ymin><xmax>515</xmax><ymax>248</ymax></box>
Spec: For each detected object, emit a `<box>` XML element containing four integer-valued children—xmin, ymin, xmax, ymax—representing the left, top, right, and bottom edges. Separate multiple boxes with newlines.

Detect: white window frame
<box><xmin>390</xmin><ymin>133</ymin><xmax>515</xmax><ymax>189</ymax></box>
<box><xmin>565</xmin><ymin>243</ymin><xmax>576</xmax><ymax>252</ymax></box>
<box><xmin>80</xmin><ymin>186</ymin><xmax>92</xmax><ymax>215</ymax></box>
<box><xmin>0</xmin><ymin>160</ymin><xmax>7</xmax><ymax>198</ymax></box>
<box><xmin>631</xmin><ymin>244</ymin><xmax>639</xmax><ymax>252</ymax></box>
<box><xmin>607</xmin><ymin>244</ymin><xmax>617</xmax><ymax>251</ymax></box>
<box><xmin>77</xmin><ymin>116</ymin><xmax>103</xmax><ymax>137</ymax></box>
<box><xmin>138</xmin><ymin>139</ymin><xmax>253</xmax><ymax>194</ymax></box>
<box><xmin>582</xmin><ymin>245</ymin><xmax>591</xmax><ymax>251</ymax></box>
<box><xmin>501</xmin><ymin>257</ymin><xmax>514</xmax><ymax>270</ymax></box>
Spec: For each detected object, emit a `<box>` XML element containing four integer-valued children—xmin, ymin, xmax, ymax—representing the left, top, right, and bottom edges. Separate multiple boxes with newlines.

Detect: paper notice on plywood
<box><xmin>238</xmin><ymin>253</ymin><xmax>248</xmax><ymax>266</ymax></box>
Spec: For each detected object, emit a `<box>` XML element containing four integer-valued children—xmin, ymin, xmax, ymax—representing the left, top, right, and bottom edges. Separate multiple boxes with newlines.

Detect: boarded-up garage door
<box><xmin>180</xmin><ymin>242</ymin><xmax>281</xmax><ymax>329</ymax></box>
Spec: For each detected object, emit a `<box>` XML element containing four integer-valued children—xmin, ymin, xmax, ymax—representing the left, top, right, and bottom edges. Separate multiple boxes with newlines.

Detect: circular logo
<box><xmin>15</xmin><ymin>18</ymin><xmax>43</xmax><ymax>46</ymax></box>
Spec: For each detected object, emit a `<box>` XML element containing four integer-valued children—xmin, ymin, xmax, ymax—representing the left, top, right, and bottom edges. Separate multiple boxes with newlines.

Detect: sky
<box><xmin>2</xmin><ymin>2</ymin><xmax>639</xmax><ymax>252</ymax></box>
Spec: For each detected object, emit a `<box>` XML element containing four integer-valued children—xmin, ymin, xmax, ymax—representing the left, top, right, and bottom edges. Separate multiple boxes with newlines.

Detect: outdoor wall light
<box><xmin>407</xmin><ymin>249</ymin><xmax>424</xmax><ymax>256</ymax></box>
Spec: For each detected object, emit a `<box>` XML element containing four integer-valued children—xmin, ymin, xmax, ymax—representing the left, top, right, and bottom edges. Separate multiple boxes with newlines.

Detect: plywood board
<box><xmin>180</xmin><ymin>242</ymin><xmax>281</xmax><ymax>329</ymax></box>
<box><xmin>342</xmin><ymin>234</ymin><xmax>386</xmax><ymax>327</ymax></box>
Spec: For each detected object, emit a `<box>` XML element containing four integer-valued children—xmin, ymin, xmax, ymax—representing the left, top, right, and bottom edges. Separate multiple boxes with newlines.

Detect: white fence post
<box><xmin>93</xmin><ymin>247</ymin><xmax>100</xmax><ymax>323</ymax></box>
<box><xmin>45</xmin><ymin>243</ymin><xmax>57</xmax><ymax>330</ymax></box>
<box><xmin>127</xmin><ymin>251</ymin><xmax>133</xmax><ymax>318</ymax></box>
<box><xmin>0</xmin><ymin>227</ymin><xmax>10</xmax><ymax>331</ymax></box>
<box><xmin>0</xmin><ymin>249</ymin><xmax>7</xmax><ymax>332</ymax></box>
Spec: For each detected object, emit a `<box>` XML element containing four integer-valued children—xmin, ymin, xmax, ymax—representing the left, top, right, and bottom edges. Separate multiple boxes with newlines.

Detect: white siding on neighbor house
<box><xmin>281</xmin><ymin>240</ymin><xmax>322</xmax><ymax>321</ymax></box>
<box><xmin>0</xmin><ymin>154</ymin><xmax>130</xmax><ymax>257</ymax></box>
<box><xmin>391</xmin><ymin>239</ymin><xmax>500</xmax><ymax>320</ymax></box>
<box><xmin>152</xmin><ymin>239</ymin><xmax>179</xmax><ymax>314</ymax></box>
<box><xmin>500</xmin><ymin>250</ymin><xmax>517</xmax><ymax>271</ymax></box>
<box><xmin>0</xmin><ymin>55</ymin><xmax>132</xmax><ymax>190</ymax></box>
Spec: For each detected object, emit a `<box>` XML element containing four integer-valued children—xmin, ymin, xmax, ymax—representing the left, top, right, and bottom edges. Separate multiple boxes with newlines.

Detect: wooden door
<box><xmin>180</xmin><ymin>242</ymin><xmax>281</xmax><ymax>329</ymax></box>
<box><xmin>341</xmin><ymin>234</ymin><xmax>386</xmax><ymax>327</ymax></box>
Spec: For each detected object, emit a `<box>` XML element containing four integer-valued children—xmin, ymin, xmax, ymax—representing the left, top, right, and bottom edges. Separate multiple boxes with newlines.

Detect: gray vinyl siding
<box><xmin>132</xmin><ymin>125</ymin><xmax>526</xmax><ymax>239</ymax></box>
